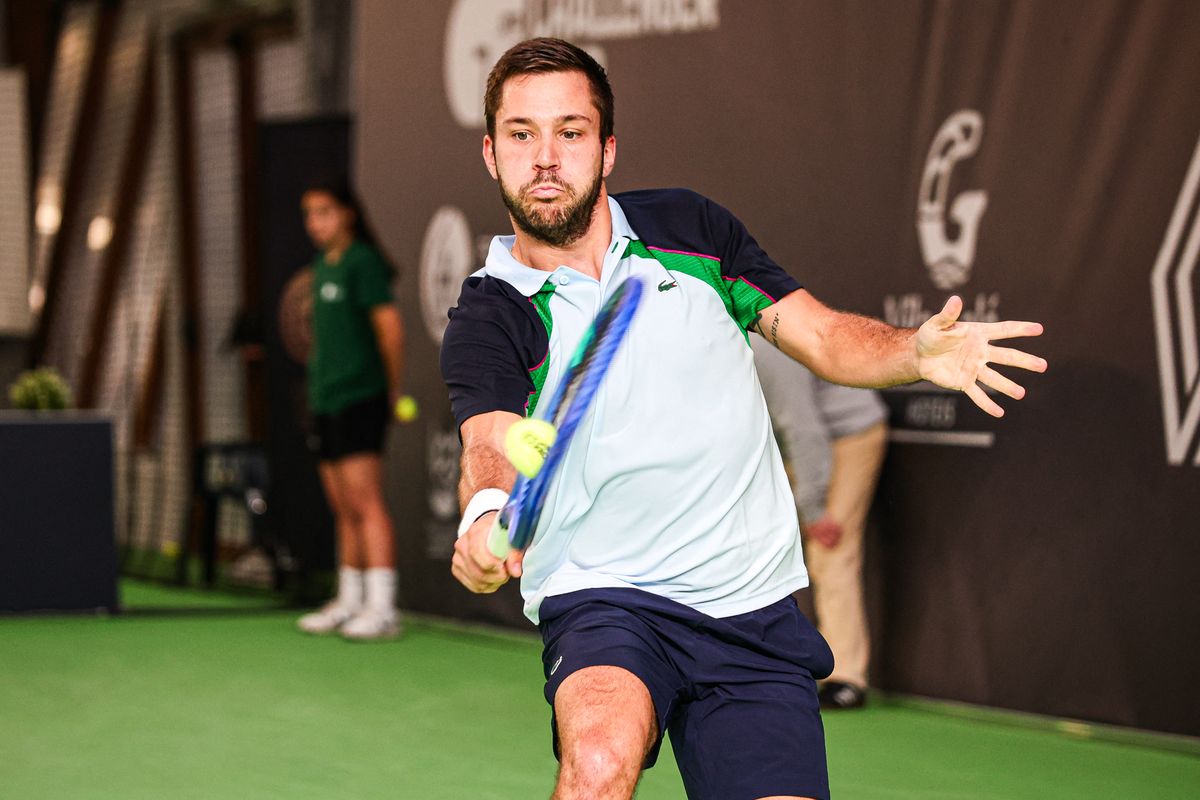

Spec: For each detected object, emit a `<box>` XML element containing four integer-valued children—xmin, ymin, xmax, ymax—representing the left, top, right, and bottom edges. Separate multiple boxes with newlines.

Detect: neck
<box><xmin>510</xmin><ymin>188</ymin><xmax>612</xmax><ymax>280</ymax></box>
<box><xmin>324</xmin><ymin>232</ymin><xmax>354</xmax><ymax>264</ymax></box>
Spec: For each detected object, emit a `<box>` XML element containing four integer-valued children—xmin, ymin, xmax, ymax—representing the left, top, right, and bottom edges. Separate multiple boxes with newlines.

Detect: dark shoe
<box><xmin>818</xmin><ymin>681</ymin><xmax>866</xmax><ymax>710</ymax></box>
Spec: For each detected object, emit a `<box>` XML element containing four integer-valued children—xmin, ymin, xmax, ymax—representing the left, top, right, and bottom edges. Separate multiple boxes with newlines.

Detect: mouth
<box><xmin>527</xmin><ymin>184</ymin><xmax>565</xmax><ymax>200</ymax></box>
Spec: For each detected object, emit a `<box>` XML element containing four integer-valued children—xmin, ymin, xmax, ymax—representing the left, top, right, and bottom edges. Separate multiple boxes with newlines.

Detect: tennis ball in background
<box><xmin>505</xmin><ymin>418</ymin><xmax>558</xmax><ymax>477</ymax></box>
<box><xmin>394</xmin><ymin>395</ymin><xmax>419</xmax><ymax>423</ymax></box>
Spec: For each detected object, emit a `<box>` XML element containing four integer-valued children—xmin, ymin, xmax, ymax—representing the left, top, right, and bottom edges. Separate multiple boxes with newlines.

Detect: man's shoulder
<box><xmin>612</xmin><ymin>187</ymin><xmax>711</xmax><ymax>223</ymax></box>
<box><xmin>345</xmin><ymin>239</ymin><xmax>386</xmax><ymax>268</ymax></box>
<box><xmin>447</xmin><ymin>272</ymin><xmax>541</xmax><ymax>330</ymax></box>
<box><xmin>613</xmin><ymin>187</ymin><xmax>740</xmax><ymax>257</ymax></box>
<box><xmin>458</xmin><ymin>272</ymin><xmax>527</xmax><ymax>302</ymax></box>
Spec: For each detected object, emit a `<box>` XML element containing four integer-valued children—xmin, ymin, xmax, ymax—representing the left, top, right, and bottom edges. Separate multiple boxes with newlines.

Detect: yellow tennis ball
<box><xmin>394</xmin><ymin>395</ymin><xmax>419</xmax><ymax>423</ymax></box>
<box><xmin>505</xmin><ymin>418</ymin><xmax>558</xmax><ymax>477</ymax></box>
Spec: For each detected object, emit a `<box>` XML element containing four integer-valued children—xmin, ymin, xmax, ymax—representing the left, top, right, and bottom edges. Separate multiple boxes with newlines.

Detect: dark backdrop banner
<box><xmin>354</xmin><ymin>0</ymin><xmax>1200</xmax><ymax>736</ymax></box>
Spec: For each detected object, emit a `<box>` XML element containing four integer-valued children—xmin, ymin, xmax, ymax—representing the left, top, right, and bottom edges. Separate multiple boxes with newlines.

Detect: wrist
<box><xmin>908</xmin><ymin>329</ymin><xmax>925</xmax><ymax>382</ymax></box>
<box><xmin>457</xmin><ymin>488</ymin><xmax>509</xmax><ymax>537</ymax></box>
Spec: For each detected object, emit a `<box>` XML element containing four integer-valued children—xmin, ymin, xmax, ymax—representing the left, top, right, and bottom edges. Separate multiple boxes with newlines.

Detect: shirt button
<box><xmin>558</xmin><ymin>275</ymin><xmax>570</xmax><ymax>285</ymax></box>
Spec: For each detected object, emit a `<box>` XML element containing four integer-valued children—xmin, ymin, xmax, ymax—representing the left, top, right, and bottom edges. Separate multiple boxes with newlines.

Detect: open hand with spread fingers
<box><xmin>915</xmin><ymin>295</ymin><xmax>1047</xmax><ymax>418</ymax></box>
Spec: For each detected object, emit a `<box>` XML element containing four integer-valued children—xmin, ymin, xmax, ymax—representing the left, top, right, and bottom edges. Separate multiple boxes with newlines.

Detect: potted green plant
<box><xmin>7</xmin><ymin>366</ymin><xmax>73</xmax><ymax>410</ymax></box>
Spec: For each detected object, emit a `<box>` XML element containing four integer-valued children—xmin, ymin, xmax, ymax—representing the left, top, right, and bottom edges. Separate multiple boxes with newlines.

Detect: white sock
<box><xmin>364</xmin><ymin>567</ymin><xmax>397</xmax><ymax>613</ymax></box>
<box><xmin>336</xmin><ymin>567</ymin><xmax>364</xmax><ymax>609</ymax></box>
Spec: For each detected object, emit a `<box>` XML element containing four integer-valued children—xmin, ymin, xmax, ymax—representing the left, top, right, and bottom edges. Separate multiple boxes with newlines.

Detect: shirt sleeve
<box><xmin>351</xmin><ymin>245</ymin><xmax>394</xmax><ymax>309</ymax></box>
<box><xmin>703</xmin><ymin>196</ymin><xmax>802</xmax><ymax>331</ymax></box>
<box><xmin>440</xmin><ymin>276</ymin><xmax>547</xmax><ymax>429</ymax></box>
<box><xmin>814</xmin><ymin>380</ymin><xmax>889</xmax><ymax>440</ymax></box>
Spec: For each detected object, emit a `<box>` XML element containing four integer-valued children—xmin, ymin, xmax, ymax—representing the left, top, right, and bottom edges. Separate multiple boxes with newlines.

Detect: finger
<box><xmin>988</xmin><ymin>345</ymin><xmax>1048</xmax><ymax>373</ymax></box>
<box><xmin>984</xmin><ymin>320</ymin><xmax>1044</xmax><ymax>341</ymax></box>
<box><xmin>456</xmin><ymin>536</ymin><xmax>502</xmax><ymax>586</ymax></box>
<box><xmin>505</xmin><ymin>549</ymin><xmax>525</xmax><ymax>578</ymax></box>
<box><xmin>965</xmin><ymin>381</ymin><xmax>1004</xmax><ymax>417</ymax></box>
<box><xmin>468</xmin><ymin>548</ymin><xmax>505</xmax><ymax>580</ymax></box>
<box><xmin>977</xmin><ymin>365</ymin><xmax>1026</xmax><ymax>401</ymax></box>
<box><xmin>452</xmin><ymin>558</ymin><xmax>503</xmax><ymax>594</ymax></box>
<box><xmin>451</xmin><ymin>559</ymin><xmax>480</xmax><ymax>592</ymax></box>
<box><xmin>452</xmin><ymin>551</ymin><xmax>486</xmax><ymax>589</ymax></box>
<box><xmin>933</xmin><ymin>295</ymin><xmax>964</xmax><ymax>328</ymax></box>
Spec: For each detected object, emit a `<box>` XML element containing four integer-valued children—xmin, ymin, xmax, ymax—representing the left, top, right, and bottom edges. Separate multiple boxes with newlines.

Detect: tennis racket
<box><xmin>487</xmin><ymin>275</ymin><xmax>645</xmax><ymax>557</ymax></box>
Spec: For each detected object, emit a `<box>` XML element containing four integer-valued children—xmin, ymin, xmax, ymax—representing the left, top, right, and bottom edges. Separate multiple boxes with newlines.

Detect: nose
<box><xmin>534</xmin><ymin>137</ymin><xmax>560</xmax><ymax>171</ymax></box>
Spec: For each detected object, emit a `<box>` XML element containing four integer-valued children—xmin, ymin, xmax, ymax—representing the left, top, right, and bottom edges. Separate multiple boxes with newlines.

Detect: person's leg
<box><xmin>297</xmin><ymin>462</ymin><xmax>364</xmax><ymax>633</ymax></box>
<box><xmin>552</xmin><ymin>666</ymin><xmax>657</xmax><ymax>800</ymax></box>
<box><xmin>804</xmin><ymin>421</ymin><xmax>887</xmax><ymax>692</ymax></box>
<box><xmin>667</xmin><ymin>596</ymin><xmax>831</xmax><ymax>800</ymax></box>
<box><xmin>538</xmin><ymin>590</ymin><xmax>688</xmax><ymax>799</ymax></box>
<box><xmin>335</xmin><ymin>452</ymin><xmax>400</xmax><ymax>639</ymax></box>
<box><xmin>321</xmin><ymin>461</ymin><xmax>365</xmax><ymax>570</ymax></box>
<box><xmin>333</xmin><ymin>453</ymin><xmax>395</xmax><ymax>570</ymax></box>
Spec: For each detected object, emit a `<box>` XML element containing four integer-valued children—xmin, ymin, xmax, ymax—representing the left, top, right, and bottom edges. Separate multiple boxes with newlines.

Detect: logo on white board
<box><xmin>917</xmin><ymin>110</ymin><xmax>989</xmax><ymax>290</ymax></box>
<box><xmin>419</xmin><ymin>206</ymin><xmax>475</xmax><ymax>345</ymax></box>
<box><xmin>882</xmin><ymin>109</ymin><xmax>1000</xmax><ymax>447</ymax></box>
<box><xmin>443</xmin><ymin>0</ymin><xmax>721</xmax><ymax>128</ymax></box>
<box><xmin>1151</xmin><ymin>134</ymin><xmax>1200</xmax><ymax>466</ymax></box>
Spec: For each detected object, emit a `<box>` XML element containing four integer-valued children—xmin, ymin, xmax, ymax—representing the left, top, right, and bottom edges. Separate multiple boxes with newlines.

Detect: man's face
<box><xmin>483</xmin><ymin>70</ymin><xmax>616</xmax><ymax>248</ymax></box>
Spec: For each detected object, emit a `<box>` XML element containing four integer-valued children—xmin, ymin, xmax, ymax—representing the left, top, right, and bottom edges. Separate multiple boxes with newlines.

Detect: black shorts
<box><xmin>538</xmin><ymin>588</ymin><xmax>834</xmax><ymax>800</ymax></box>
<box><xmin>308</xmin><ymin>394</ymin><xmax>389</xmax><ymax>462</ymax></box>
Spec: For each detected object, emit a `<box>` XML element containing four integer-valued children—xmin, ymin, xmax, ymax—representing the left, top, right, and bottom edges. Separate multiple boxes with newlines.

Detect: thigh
<box><xmin>333</xmin><ymin>453</ymin><xmax>384</xmax><ymax>512</ymax></box>
<box><xmin>539</xmin><ymin>590</ymin><xmax>686</xmax><ymax>768</ymax></box>
<box><xmin>317</xmin><ymin>461</ymin><xmax>344</xmax><ymax>516</ymax></box>
<box><xmin>554</xmin><ymin>665</ymin><xmax>658</xmax><ymax>768</ymax></box>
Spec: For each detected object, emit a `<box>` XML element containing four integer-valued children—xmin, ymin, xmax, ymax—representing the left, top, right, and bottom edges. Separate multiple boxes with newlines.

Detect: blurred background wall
<box><xmin>2</xmin><ymin>0</ymin><xmax>1197</xmax><ymax>739</ymax></box>
<box><xmin>353</xmin><ymin>0</ymin><xmax>1200</xmax><ymax>737</ymax></box>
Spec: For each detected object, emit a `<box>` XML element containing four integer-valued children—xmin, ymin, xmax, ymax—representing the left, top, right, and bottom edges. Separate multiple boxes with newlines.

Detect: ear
<box><xmin>483</xmin><ymin>135</ymin><xmax>499</xmax><ymax>180</ymax></box>
<box><xmin>601</xmin><ymin>135</ymin><xmax>616</xmax><ymax>178</ymax></box>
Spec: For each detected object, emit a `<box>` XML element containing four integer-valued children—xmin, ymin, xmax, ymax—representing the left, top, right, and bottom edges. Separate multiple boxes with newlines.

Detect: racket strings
<box><xmin>509</xmin><ymin>278</ymin><xmax>644</xmax><ymax>549</ymax></box>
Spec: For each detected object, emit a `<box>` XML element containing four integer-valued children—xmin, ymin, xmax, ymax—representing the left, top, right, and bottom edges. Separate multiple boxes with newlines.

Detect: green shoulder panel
<box><xmin>624</xmin><ymin>240</ymin><xmax>772</xmax><ymax>342</ymax></box>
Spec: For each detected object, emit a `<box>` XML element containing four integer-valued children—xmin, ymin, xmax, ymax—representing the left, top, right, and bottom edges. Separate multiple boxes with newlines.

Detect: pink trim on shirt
<box><xmin>647</xmin><ymin>245</ymin><xmax>721</xmax><ymax>263</ymax></box>
<box><xmin>723</xmin><ymin>274</ymin><xmax>778</xmax><ymax>303</ymax></box>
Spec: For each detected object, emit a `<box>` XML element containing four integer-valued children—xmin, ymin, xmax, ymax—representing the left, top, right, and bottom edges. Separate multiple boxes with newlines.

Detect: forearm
<box><xmin>371</xmin><ymin>306</ymin><xmax>406</xmax><ymax>396</ymax></box>
<box><xmin>458</xmin><ymin>441</ymin><xmax>517</xmax><ymax>510</ymax></box>
<box><xmin>758</xmin><ymin>290</ymin><xmax>920</xmax><ymax>388</ymax></box>
<box><xmin>457</xmin><ymin>410</ymin><xmax>522</xmax><ymax>511</ymax></box>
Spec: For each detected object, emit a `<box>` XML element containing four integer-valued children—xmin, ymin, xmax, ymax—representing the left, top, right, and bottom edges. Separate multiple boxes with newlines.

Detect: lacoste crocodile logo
<box><xmin>658</xmin><ymin>279</ymin><xmax>678</xmax><ymax>292</ymax></box>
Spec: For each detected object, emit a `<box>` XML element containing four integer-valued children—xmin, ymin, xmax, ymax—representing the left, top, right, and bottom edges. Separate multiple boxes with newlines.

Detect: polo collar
<box><xmin>477</xmin><ymin>196</ymin><xmax>638</xmax><ymax>297</ymax></box>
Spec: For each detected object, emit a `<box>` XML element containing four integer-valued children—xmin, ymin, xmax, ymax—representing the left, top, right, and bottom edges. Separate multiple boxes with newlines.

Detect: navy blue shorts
<box><xmin>538</xmin><ymin>588</ymin><xmax>834</xmax><ymax>800</ymax></box>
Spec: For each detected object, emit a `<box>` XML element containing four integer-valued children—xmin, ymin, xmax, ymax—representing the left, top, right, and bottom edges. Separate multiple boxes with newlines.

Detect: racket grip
<box><xmin>487</xmin><ymin>514</ymin><xmax>513</xmax><ymax>559</ymax></box>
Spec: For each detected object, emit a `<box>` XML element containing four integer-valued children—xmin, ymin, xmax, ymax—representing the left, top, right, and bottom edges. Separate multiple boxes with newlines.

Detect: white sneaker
<box><xmin>340</xmin><ymin>607</ymin><xmax>402</xmax><ymax>641</ymax></box>
<box><xmin>297</xmin><ymin>601</ymin><xmax>360</xmax><ymax>635</ymax></box>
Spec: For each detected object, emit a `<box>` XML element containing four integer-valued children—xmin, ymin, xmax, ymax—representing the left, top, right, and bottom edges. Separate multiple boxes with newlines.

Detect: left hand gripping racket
<box><xmin>487</xmin><ymin>276</ymin><xmax>645</xmax><ymax>558</ymax></box>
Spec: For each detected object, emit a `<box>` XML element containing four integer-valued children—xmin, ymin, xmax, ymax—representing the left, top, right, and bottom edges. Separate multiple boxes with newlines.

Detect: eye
<box><xmin>513</xmin><ymin>131</ymin><xmax>531</xmax><ymax>142</ymax></box>
<box><xmin>562</xmin><ymin>130</ymin><xmax>581</xmax><ymax>140</ymax></box>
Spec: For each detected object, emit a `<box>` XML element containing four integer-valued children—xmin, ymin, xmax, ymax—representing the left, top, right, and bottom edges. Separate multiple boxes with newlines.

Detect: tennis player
<box><xmin>442</xmin><ymin>38</ymin><xmax>1046</xmax><ymax>800</ymax></box>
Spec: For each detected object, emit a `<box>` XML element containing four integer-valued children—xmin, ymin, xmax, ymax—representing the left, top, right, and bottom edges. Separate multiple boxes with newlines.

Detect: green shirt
<box><xmin>307</xmin><ymin>239</ymin><xmax>393</xmax><ymax>414</ymax></box>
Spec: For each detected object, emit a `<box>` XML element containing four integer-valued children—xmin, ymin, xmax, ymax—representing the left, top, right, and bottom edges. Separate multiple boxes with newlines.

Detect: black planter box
<box><xmin>0</xmin><ymin>413</ymin><xmax>118</xmax><ymax>613</ymax></box>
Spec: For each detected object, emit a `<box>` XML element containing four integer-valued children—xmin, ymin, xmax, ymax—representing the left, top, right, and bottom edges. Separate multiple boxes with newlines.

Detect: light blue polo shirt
<box><xmin>445</xmin><ymin>189</ymin><xmax>810</xmax><ymax>623</ymax></box>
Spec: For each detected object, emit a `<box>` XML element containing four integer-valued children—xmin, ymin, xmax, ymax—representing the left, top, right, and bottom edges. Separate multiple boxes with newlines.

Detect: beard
<box><xmin>498</xmin><ymin>164</ymin><xmax>604</xmax><ymax>248</ymax></box>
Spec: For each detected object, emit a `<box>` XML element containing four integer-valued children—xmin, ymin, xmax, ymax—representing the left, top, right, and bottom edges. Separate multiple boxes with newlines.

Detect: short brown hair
<box><xmin>484</xmin><ymin>38</ymin><xmax>614</xmax><ymax>142</ymax></box>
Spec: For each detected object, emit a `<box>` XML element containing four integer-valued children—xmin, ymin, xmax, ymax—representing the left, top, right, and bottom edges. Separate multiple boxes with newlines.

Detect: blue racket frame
<box><xmin>492</xmin><ymin>276</ymin><xmax>645</xmax><ymax>554</ymax></box>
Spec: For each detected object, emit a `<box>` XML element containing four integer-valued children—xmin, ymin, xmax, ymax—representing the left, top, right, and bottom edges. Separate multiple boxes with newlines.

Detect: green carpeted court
<box><xmin>1</xmin><ymin>580</ymin><xmax>1197</xmax><ymax>799</ymax></box>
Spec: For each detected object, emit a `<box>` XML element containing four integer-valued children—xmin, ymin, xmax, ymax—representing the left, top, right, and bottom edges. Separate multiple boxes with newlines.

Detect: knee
<box><xmin>559</xmin><ymin>730</ymin><xmax>643</xmax><ymax>792</ymax></box>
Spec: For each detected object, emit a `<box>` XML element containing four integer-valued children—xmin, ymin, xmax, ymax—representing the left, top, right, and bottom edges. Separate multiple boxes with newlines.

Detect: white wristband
<box><xmin>457</xmin><ymin>488</ymin><xmax>510</xmax><ymax>537</ymax></box>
